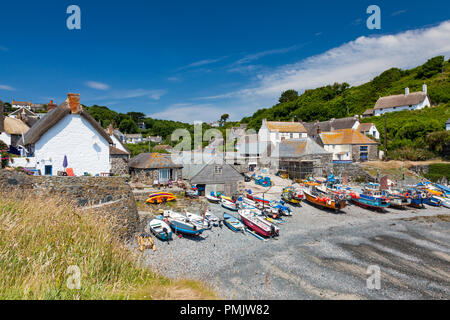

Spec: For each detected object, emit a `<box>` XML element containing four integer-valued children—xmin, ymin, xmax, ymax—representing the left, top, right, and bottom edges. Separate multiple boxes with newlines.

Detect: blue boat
<box><xmin>150</xmin><ymin>217</ymin><xmax>173</xmax><ymax>241</ymax></box>
<box><xmin>406</xmin><ymin>189</ymin><xmax>425</xmax><ymax>208</ymax></box>
<box><xmin>162</xmin><ymin>210</ymin><xmax>205</xmax><ymax>236</ymax></box>
<box><xmin>223</xmin><ymin>213</ymin><xmax>245</xmax><ymax>232</ymax></box>
<box><xmin>423</xmin><ymin>196</ymin><xmax>442</xmax><ymax>207</ymax></box>
<box><xmin>351</xmin><ymin>192</ymin><xmax>390</xmax><ymax>211</ymax></box>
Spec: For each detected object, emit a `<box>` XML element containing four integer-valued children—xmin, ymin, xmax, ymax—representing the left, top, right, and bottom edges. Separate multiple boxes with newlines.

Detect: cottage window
<box><xmin>214</xmin><ymin>165</ymin><xmax>223</xmax><ymax>174</ymax></box>
<box><xmin>360</xmin><ymin>146</ymin><xmax>368</xmax><ymax>152</ymax></box>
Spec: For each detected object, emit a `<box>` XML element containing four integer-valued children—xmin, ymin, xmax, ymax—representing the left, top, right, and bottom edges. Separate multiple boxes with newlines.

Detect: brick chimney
<box><xmin>47</xmin><ymin>100</ymin><xmax>58</xmax><ymax>111</ymax></box>
<box><xmin>317</xmin><ymin>126</ymin><xmax>321</xmax><ymax>135</ymax></box>
<box><xmin>107</xmin><ymin>124</ymin><xmax>114</xmax><ymax>135</ymax></box>
<box><xmin>67</xmin><ymin>93</ymin><xmax>81</xmax><ymax>114</ymax></box>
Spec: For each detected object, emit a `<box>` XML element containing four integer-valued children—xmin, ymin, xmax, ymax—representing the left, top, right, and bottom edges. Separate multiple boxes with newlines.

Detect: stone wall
<box><xmin>110</xmin><ymin>154</ymin><xmax>129</xmax><ymax>175</ymax></box>
<box><xmin>131</xmin><ymin>168</ymin><xmax>182</xmax><ymax>185</ymax></box>
<box><xmin>351</xmin><ymin>144</ymin><xmax>378</xmax><ymax>162</ymax></box>
<box><xmin>0</xmin><ymin>170</ymin><xmax>139</xmax><ymax>239</ymax></box>
<box><xmin>331</xmin><ymin>163</ymin><xmax>376</xmax><ymax>182</ymax></box>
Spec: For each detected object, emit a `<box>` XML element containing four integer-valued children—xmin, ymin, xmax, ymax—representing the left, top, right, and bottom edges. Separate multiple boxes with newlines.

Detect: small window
<box><xmin>290</xmin><ymin>133</ymin><xmax>293</xmax><ymax>139</ymax></box>
<box><xmin>360</xmin><ymin>146</ymin><xmax>368</xmax><ymax>152</ymax></box>
<box><xmin>214</xmin><ymin>165</ymin><xmax>223</xmax><ymax>174</ymax></box>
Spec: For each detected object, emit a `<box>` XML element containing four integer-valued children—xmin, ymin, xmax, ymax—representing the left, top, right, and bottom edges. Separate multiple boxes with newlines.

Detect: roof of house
<box><xmin>358</xmin><ymin>123</ymin><xmax>374</xmax><ymax>132</ymax></box>
<box><xmin>21</xmin><ymin>100</ymin><xmax>113</xmax><ymax>145</ymax></box>
<box><xmin>125</xmin><ymin>133</ymin><xmax>142</xmax><ymax>139</ymax></box>
<box><xmin>303</xmin><ymin>117</ymin><xmax>359</xmax><ymax>136</ymax></box>
<box><xmin>266</xmin><ymin>121</ymin><xmax>307</xmax><ymax>133</ymax></box>
<box><xmin>110</xmin><ymin>146</ymin><xmax>130</xmax><ymax>155</ymax></box>
<box><xmin>153</xmin><ymin>144</ymin><xmax>172</xmax><ymax>150</ymax></box>
<box><xmin>374</xmin><ymin>92</ymin><xmax>428</xmax><ymax>110</ymax></box>
<box><xmin>363</xmin><ymin>109</ymin><xmax>374</xmax><ymax>115</ymax></box>
<box><xmin>129</xmin><ymin>152</ymin><xmax>182</xmax><ymax>169</ymax></box>
<box><xmin>320</xmin><ymin>129</ymin><xmax>377</xmax><ymax>145</ymax></box>
<box><xmin>9</xmin><ymin>107</ymin><xmax>37</xmax><ymax>117</ymax></box>
<box><xmin>3</xmin><ymin>117</ymin><xmax>30</xmax><ymax>135</ymax></box>
<box><xmin>274</xmin><ymin>138</ymin><xmax>330</xmax><ymax>158</ymax></box>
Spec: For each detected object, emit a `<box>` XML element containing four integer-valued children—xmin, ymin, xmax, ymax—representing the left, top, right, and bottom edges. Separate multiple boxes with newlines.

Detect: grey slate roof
<box><xmin>303</xmin><ymin>117</ymin><xmax>359</xmax><ymax>136</ymax></box>
<box><xmin>273</xmin><ymin>138</ymin><xmax>330</xmax><ymax>158</ymax></box>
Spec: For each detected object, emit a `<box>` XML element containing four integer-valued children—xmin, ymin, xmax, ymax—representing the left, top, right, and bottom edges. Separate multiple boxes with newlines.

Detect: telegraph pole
<box><xmin>384</xmin><ymin>114</ymin><xmax>388</xmax><ymax>161</ymax></box>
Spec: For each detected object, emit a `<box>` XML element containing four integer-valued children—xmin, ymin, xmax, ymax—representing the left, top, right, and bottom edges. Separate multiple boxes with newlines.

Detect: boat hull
<box><xmin>223</xmin><ymin>213</ymin><xmax>244</xmax><ymax>232</ymax></box>
<box><xmin>239</xmin><ymin>212</ymin><xmax>278</xmax><ymax>237</ymax></box>
<box><xmin>304</xmin><ymin>190</ymin><xmax>346</xmax><ymax>212</ymax></box>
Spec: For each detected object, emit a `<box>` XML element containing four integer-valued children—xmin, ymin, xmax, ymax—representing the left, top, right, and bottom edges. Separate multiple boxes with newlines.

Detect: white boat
<box><xmin>221</xmin><ymin>198</ymin><xmax>238</xmax><ymax>211</ymax></box>
<box><xmin>162</xmin><ymin>210</ymin><xmax>206</xmax><ymax>235</ymax></box>
<box><xmin>149</xmin><ymin>218</ymin><xmax>172</xmax><ymax>241</ymax></box>
<box><xmin>434</xmin><ymin>196</ymin><xmax>450</xmax><ymax>209</ymax></box>
<box><xmin>204</xmin><ymin>209</ymin><xmax>220</xmax><ymax>226</ymax></box>
<box><xmin>206</xmin><ymin>194</ymin><xmax>221</xmax><ymax>203</ymax></box>
<box><xmin>185</xmin><ymin>211</ymin><xmax>211</xmax><ymax>229</ymax></box>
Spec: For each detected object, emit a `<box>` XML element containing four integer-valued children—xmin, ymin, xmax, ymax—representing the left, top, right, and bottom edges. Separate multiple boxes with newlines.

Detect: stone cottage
<box><xmin>129</xmin><ymin>152</ymin><xmax>182</xmax><ymax>185</ymax></box>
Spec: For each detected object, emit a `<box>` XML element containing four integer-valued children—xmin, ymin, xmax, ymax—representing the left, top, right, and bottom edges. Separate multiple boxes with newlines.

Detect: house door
<box><xmin>44</xmin><ymin>165</ymin><xmax>52</xmax><ymax>176</ymax></box>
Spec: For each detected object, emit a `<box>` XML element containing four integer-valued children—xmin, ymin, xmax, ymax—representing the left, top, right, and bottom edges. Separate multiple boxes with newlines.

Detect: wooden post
<box><xmin>384</xmin><ymin>114</ymin><xmax>388</xmax><ymax>161</ymax></box>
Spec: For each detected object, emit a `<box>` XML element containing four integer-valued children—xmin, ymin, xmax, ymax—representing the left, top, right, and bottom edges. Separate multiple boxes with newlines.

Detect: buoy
<box><xmin>404</xmin><ymin>193</ymin><xmax>410</xmax><ymax>198</ymax></box>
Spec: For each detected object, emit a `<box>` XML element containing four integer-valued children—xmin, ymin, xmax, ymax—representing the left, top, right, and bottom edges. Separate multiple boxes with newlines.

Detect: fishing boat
<box><xmin>434</xmin><ymin>195</ymin><xmax>450</xmax><ymax>208</ymax></box>
<box><xmin>238</xmin><ymin>209</ymin><xmax>279</xmax><ymax>237</ymax></box>
<box><xmin>223</xmin><ymin>213</ymin><xmax>245</xmax><ymax>232</ymax></box>
<box><xmin>221</xmin><ymin>198</ymin><xmax>238</xmax><ymax>211</ymax></box>
<box><xmin>406</xmin><ymin>189</ymin><xmax>426</xmax><ymax>208</ymax></box>
<box><xmin>162</xmin><ymin>210</ymin><xmax>205</xmax><ymax>236</ymax></box>
<box><xmin>350</xmin><ymin>191</ymin><xmax>390</xmax><ymax>211</ymax></box>
<box><xmin>146</xmin><ymin>192</ymin><xmax>176</xmax><ymax>204</ymax></box>
<box><xmin>205</xmin><ymin>192</ymin><xmax>220</xmax><ymax>203</ymax></box>
<box><xmin>281</xmin><ymin>187</ymin><xmax>303</xmax><ymax>205</ymax></box>
<box><xmin>270</xmin><ymin>200</ymin><xmax>292</xmax><ymax>216</ymax></box>
<box><xmin>381</xmin><ymin>190</ymin><xmax>410</xmax><ymax>209</ymax></box>
<box><xmin>185</xmin><ymin>212</ymin><xmax>212</xmax><ymax>229</ymax></box>
<box><xmin>423</xmin><ymin>196</ymin><xmax>442</xmax><ymax>207</ymax></box>
<box><xmin>149</xmin><ymin>218</ymin><xmax>172</xmax><ymax>241</ymax></box>
<box><xmin>245</xmin><ymin>190</ymin><xmax>270</xmax><ymax>205</ymax></box>
<box><xmin>303</xmin><ymin>187</ymin><xmax>346</xmax><ymax>212</ymax></box>
<box><xmin>204</xmin><ymin>209</ymin><xmax>220</xmax><ymax>226</ymax></box>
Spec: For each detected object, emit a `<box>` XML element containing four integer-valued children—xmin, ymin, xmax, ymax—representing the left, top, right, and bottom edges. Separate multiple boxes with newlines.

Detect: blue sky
<box><xmin>1</xmin><ymin>0</ymin><xmax>449</xmax><ymax>123</ymax></box>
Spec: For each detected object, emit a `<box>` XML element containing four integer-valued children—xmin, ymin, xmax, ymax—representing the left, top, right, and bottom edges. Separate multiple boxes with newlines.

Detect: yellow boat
<box><xmin>146</xmin><ymin>192</ymin><xmax>176</xmax><ymax>204</ymax></box>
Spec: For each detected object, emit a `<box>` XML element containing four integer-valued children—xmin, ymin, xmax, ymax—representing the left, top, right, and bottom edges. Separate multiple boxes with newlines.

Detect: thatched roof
<box><xmin>363</xmin><ymin>109</ymin><xmax>374</xmax><ymax>116</ymax></box>
<box><xmin>22</xmin><ymin>101</ymin><xmax>113</xmax><ymax>145</ymax></box>
<box><xmin>4</xmin><ymin>117</ymin><xmax>30</xmax><ymax>135</ymax></box>
<box><xmin>374</xmin><ymin>92</ymin><xmax>428</xmax><ymax>110</ymax></box>
<box><xmin>129</xmin><ymin>153</ymin><xmax>182</xmax><ymax>169</ymax></box>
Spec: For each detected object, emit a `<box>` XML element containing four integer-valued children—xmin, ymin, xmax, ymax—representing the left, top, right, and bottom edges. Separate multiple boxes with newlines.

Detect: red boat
<box><xmin>238</xmin><ymin>209</ymin><xmax>279</xmax><ymax>237</ymax></box>
<box><xmin>246</xmin><ymin>193</ymin><xmax>270</xmax><ymax>205</ymax></box>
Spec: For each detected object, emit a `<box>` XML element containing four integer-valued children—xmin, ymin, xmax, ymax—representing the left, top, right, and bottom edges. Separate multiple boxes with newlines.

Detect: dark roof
<box><xmin>303</xmin><ymin>117</ymin><xmax>359</xmax><ymax>136</ymax></box>
<box><xmin>9</xmin><ymin>107</ymin><xmax>37</xmax><ymax>117</ymax></box>
<box><xmin>110</xmin><ymin>146</ymin><xmax>130</xmax><ymax>155</ymax></box>
<box><xmin>447</xmin><ymin>118</ymin><xmax>450</xmax><ymax>125</ymax></box>
<box><xmin>374</xmin><ymin>92</ymin><xmax>428</xmax><ymax>110</ymax></box>
<box><xmin>22</xmin><ymin>101</ymin><xmax>113</xmax><ymax>145</ymax></box>
<box><xmin>363</xmin><ymin>109</ymin><xmax>374</xmax><ymax>115</ymax></box>
<box><xmin>129</xmin><ymin>153</ymin><xmax>182</xmax><ymax>169</ymax></box>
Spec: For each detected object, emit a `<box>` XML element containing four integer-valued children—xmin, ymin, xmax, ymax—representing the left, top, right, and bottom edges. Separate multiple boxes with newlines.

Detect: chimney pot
<box><xmin>422</xmin><ymin>84</ymin><xmax>427</xmax><ymax>94</ymax></box>
<box><xmin>67</xmin><ymin>93</ymin><xmax>81</xmax><ymax>114</ymax></box>
<box><xmin>405</xmin><ymin>87</ymin><xmax>410</xmax><ymax>95</ymax></box>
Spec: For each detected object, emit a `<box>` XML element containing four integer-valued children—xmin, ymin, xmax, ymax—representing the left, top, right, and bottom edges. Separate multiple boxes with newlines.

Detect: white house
<box><xmin>21</xmin><ymin>93</ymin><xmax>113</xmax><ymax>176</ymax></box>
<box><xmin>373</xmin><ymin>85</ymin><xmax>431</xmax><ymax>116</ymax></box>
<box><xmin>446</xmin><ymin>119</ymin><xmax>450</xmax><ymax>131</ymax></box>
<box><xmin>258</xmin><ymin>119</ymin><xmax>308</xmax><ymax>145</ymax></box>
<box><xmin>12</xmin><ymin>100</ymin><xmax>32</xmax><ymax>110</ymax></box>
<box><xmin>124</xmin><ymin>133</ymin><xmax>143</xmax><ymax>144</ymax></box>
<box><xmin>357</xmin><ymin>123</ymin><xmax>380</xmax><ymax>140</ymax></box>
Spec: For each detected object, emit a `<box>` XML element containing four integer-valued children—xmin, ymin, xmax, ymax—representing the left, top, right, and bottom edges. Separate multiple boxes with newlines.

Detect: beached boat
<box><xmin>223</xmin><ymin>213</ymin><xmax>245</xmax><ymax>232</ymax></box>
<box><xmin>245</xmin><ymin>191</ymin><xmax>270</xmax><ymax>205</ymax></box>
<box><xmin>238</xmin><ymin>209</ymin><xmax>279</xmax><ymax>237</ymax></box>
<box><xmin>185</xmin><ymin>212</ymin><xmax>212</xmax><ymax>229</ymax></box>
<box><xmin>162</xmin><ymin>210</ymin><xmax>205</xmax><ymax>236</ymax></box>
<box><xmin>270</xmin><ymin>200</ymin><xmax>292</xmax><ymax>216</ymax></box>
<box><xmin>350</xmin><ymin>191</ymin><xmax>390</xmax><ymax>211</ymax></box>
<box><xmin>206</xmin><ymin>193</ymin><xmax>220</xmax><ymax>203</ymax></box>
<box><xmin>149</xmin><ymin>218</ymin><xmax>172</xmax><ymax>241</ymax></box>
<box><xmin>303</xmin><ymin>187</ymin><xmax>346</xmax><ymax>212</ymax></box>
<box><xmin>221</xmin><ymin>198</ymin><xmax>238</xmax><ymax>211</ymax></box>
<box><xmin>146</xmin><ymin>192</ymin><xmax>176</xmax><ymax>204</ymax></box>
<box><xmin>434</xmin><ymin>195</ymin><xmax>450</xmax><ymax>208</ymax></box>
<box><xmin>204</xmin><ymin>210</ymin><xmax>220</xmax><ymax>226</ymax></box>
<box><xmin>281</xmin><ymin>187</ymin><xmax>303</xmax><ymax>205</ymax></box>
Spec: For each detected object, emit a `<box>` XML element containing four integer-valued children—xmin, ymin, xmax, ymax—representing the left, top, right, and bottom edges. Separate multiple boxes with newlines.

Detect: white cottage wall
<box><xmin>34</xmin><ymin>114</ymin><xmax>110</xmax><ymax>176</ymax></box>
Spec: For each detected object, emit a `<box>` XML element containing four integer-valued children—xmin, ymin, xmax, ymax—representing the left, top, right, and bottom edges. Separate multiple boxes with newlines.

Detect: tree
<box><xmin>278</xmin><ymin>89</ymin><xmax>298</xmax><ymax>103</ymax></box>
<box><xmin>219</xmin><ymin>114</ymin><xmax>229</xmax><ymax>127</ymax></box>
<box><xmin>119</xmin><ymin>118</ymin><xmax>139</xmax><ymax>134</ymax></box>
<box><xmin>416</xmin><ymin>56</ymin><xmax>444</xmax><ymax>79</ymax></box>
<box><xmin>127</xmin><ymin>112</ymin><xmax>146</xmax><ymax>124</ymax></box>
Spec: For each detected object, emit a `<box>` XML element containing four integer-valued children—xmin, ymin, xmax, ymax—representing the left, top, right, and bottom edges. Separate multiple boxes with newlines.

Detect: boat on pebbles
<box><xmin>238</xmin><ymin>209</ymin><xmax>279</xmax><ymax>237</ymax></box>
<box><xmin>162</xmin><ymin>210</ymin><xmax>206</xmax><ymax>236</ymax></box>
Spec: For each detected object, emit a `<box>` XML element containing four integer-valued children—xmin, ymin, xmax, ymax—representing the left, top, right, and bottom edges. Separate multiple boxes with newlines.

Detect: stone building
<box><xmin>129</xmin><ymin>152</ymin><xmax>182</xmax><ymax>185</ymax></box>
<box><xmin>110</xmin><ymin>147</ymin><xmax>130</xmax><ymax>175</ymax></box>
<box><xmin>270</xmin><ymin>138</ymin><xmax>332</xmax><ymax>179</ymax></box>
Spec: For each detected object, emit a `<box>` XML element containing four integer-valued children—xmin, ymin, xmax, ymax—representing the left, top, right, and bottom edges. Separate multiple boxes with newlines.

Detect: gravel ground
<box><xmin>139</xmin><ymin>196</ymin><xmax>450</xmax><ymax>300</ymax></box>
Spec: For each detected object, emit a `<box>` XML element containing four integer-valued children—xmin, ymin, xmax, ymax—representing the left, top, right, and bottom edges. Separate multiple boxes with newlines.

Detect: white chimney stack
<box><xmin>422</xmin><ymin>84</ymin><xmax>427</xmax><ymax>94</ymax></box>
<box><xmin>405</xmin><ymin>87</ymin><xmax>410</xmax><ymax>95</ymax></box>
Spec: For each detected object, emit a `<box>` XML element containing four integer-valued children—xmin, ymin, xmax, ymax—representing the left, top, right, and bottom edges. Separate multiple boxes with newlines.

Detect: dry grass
<box><xmin>361</xmin><ymin>160</ymin><xmax>450</xmax><ymax>170</ymax></box>
<box><xmin>0</xmin><ymin>192</ymin><xmax>216</xmax><ymax>300</ymax></box>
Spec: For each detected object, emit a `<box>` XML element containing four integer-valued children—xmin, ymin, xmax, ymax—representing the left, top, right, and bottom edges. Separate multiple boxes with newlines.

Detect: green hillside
<box><xmin>241</xmin><ymin>56</ymin><xmax>450</xmax><ymax>131</ymax></box>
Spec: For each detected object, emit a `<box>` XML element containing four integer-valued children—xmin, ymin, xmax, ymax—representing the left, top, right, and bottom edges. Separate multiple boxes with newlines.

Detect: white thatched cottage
<box><xmin>21</xmin><ymin>93</ymin><xmax>113</xmax><ymax>176</ymax></box>
<box><xmin>372</xmin><ymin>85</ymin><xmax>431</xmax><ymax>116</ymax></box>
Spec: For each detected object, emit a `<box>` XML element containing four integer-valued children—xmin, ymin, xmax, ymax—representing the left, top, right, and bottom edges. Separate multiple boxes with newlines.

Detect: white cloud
<box><xmin>199</xmin><ymin>21</ymin><xmax>450</xmax><ymax>118</ymax></box>
<box><xmin>89</xmin><ymin>88</ymin><xmax>167</xmax><ymax>102</ymax></box>
<box><xmin>176</xmin><ymin>56</ymin><xmax>228</xmax><ymax>71</ymax></box>
<box><xmin>234</xmin><ymin>45</ymin><xmax>300</xmax><ymax>65</ymax></box>
<box><xmin>391</xmin><ymin>10</ymin><xmax>407</xmax><ymax>16</ymax></box>
<box><xmin>148</xmin><ymin>103</ymin><xmax>232</xmax><ymax>123</ymax></box>
<box><xmin>85</xmin><ymin>81</ymin><xmax>110</xmax><ymax>90</ymax></box>
<box><xmin>0</xmin><ymin>84</ymin><xmax>15</xmax><ymax>91</ymax></box>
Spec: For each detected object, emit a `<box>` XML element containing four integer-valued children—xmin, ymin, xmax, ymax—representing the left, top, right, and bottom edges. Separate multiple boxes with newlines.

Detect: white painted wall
<box><xmin>374</xmin><ymin>97</ymin><xmax>430</xmax><ymax>116</ymax></box>
<box><xmin>323</xmin><ymin>144</ymin><xmax>352</xmax><ymax>161</ymax></box>
<box><xmin>111</xmin><ymin>134</ymin><xmax>128</xmax><ymax>153</ymax></box>
<box><xmin>258</xmin><ymin>122</ymin><xmax>307</xmax><ymax>145</ymax></box>
<box><xmin>34</xmin><ymin>114</ymin><xmax>110</xmax><ymax>176</ymax></box>
<box><xmin>0</xmin><ymin>132</ymin><xmax>11</xmax><ymax>146</ymax></box>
